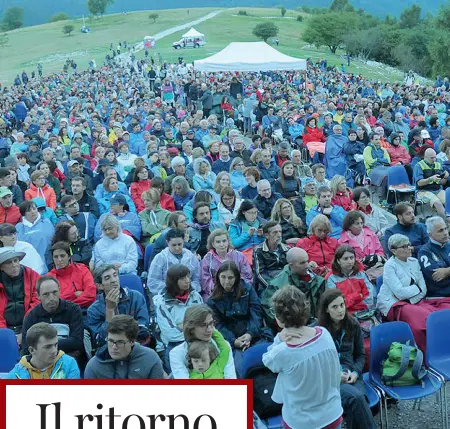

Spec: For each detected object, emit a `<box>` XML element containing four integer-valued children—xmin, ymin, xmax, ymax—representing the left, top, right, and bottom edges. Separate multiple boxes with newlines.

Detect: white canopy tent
<box><xmin>194</xmin><ymin>42</ymin><xmax>307</xmax><ymax>72</ymax></box>
<box><xmin>182</xmin><ymin>28</ymin><xmax>205</xmax><ymax>38</ymax></box>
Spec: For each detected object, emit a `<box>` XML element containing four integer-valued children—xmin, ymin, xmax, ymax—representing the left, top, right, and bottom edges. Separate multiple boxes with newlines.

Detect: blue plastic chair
<box><xmin>0</xmin><ymin>328</ymin><xmax>20</xmax><ymax>376</ymax></box>
<box><xmin>144</xmin><ymin>244</ymin><xmax>154</xmax><ymax>272</ymax></box>
<box><xmin>445</xmin><ymin>188</ymin><xmax>450</xmax><ymax>216</ymax></box>
<box><xmin>119</xmin><ymin>274</ymin><xmax>145</xmax><ymax>296</ymax></box>
<box><xmin>363</xmin><ymin>372</ymin><xmax>385</xmax><ymax>428</ymax></box>
<box><xmin>427</xmin><ymin>309</ymin><xmax>450</xmax><ymax>428</ymax></box>
<box><xmin>387</xmin><ymin>165</ymin><xmax>415</xmax><ymax>204</ymax></box>
<box><xmin>370</xmin><ymin>322</ymin><xmax>443</xmax><ymax>428</ymax></box>
<box><xmin>376</xmin><ymin>276</ymin><xmax>383</xmax><ymax>297</ymax></box>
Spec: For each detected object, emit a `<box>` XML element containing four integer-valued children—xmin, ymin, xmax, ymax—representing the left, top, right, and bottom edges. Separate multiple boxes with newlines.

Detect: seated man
<box><xmin>21</xmin><ymin>275</ymin><xmax>84</xmax><ymax>358</ymax></box>
<box><xmin>212</xmin><ymin>143</ymin><xmax>233</xmax><ymax>175</ymax></box>
<box><xmin>253</xmin><ymin>221</ymin><xmax>289</xmax><ymax>295</ymax></box>
<box><xmin>7</xmin><ymin>322</ymin><xmax>80</xmax><ymax>379</ymax></box>
<box><xmin>413</xmin><ymin>148</ymin><xmax>448</xmax><ymax>218</ymax></box>
<box><xmin>253</xmin><ymin>180</ymin><xmax>283</xmax><ymax>219</ymax></box>
<box><xmin>148</xmin><ymin>229</ymin><xmax>201</xmax><ymax>295</ymax></box>
<box><xmin>261</xmin><ymin>248</ymin><xmax>325</xmax><ymax>330</ymax></box>
<box><xmin>258</xmin><ymin>149</ymin><xmax>280</xmax><ymax>187</ymax></box>
<box><xmin>0</xmin><ymin>247</ymin><xmax>40</xmax><ymax>345</ymax></box>
<box><xmin>84</xmin><ymin>315</ymin><xmax>164</xmax><ymax>379</ymax></box>
<box><xmin>70</xmin><ymin>176</ymin><xmax>99</xmax><ymax>218</ymax></box>
<box><xmin>87</xmin><ymin>264</ymin><xmax>150</xmax><ymax>347</ymax></box>
<box><xmin>58</xmin><ymin>195</ymin><xmax>96</xmax><ymax>243</ymax></box>
<box><xmin>418</xmin><ymin>217</ymin><xmax>450</xmax><ymax>298</ymax></box>
<box><xmin>63</xmin><ymin>159</ymin><xmax>93</xmax><ymax>193</ymax></box>
<box><xmin>384</xmin><ymin>203</ymin><xmax>428</xmax><ymax>257</ymax></box>
<box><xmin>0</xmin><ymin>186</ymin><xmax>21</xmax><ymax>225</ymax></box>
<box><xmin>306</xmin><ymin>186</ymin><xmax>347</xmax><ymax>239</ymax></box>
<box><xmin>293</xmin><ymin>178</ymin><xmax>317</xmax><ymax>223</ymax></box>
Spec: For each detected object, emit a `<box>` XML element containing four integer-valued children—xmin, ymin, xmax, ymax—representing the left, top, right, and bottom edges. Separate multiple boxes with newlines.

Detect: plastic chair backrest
<box><xmin>119</xmin><ymin>274</ymin><xmax>145</xmax><ymax>296</ymax></box>
<box><xmin>376</xmin><ymin>276</ymin><xmax>383</xmax><ymax>296</ymax></box>
<box><xmin>241</xmin><ymin>342</ymin><xmax>270</xmax><ymax>378</ymax></box>
<box><xmin>0</xmin><ymin>329</ymin><xmax>20</xmax><ymax>372</ymax></box>
<box><xmin>144</xmin><ymin>244</ymin><xmax>154</xmax><ymax>272</ymax></box>
<box><xmin>369</xmin><ymin>321</ymin><xmax>415</xmax><ymax>378</ymax></box>
<box><xmin>445</xmin><ymin>188</ymin><xmax>450</xmax><ymax>216</ymax></box>
<box><xmin>426</xmin><ymin>309</ymin><xmax>450</xmax><ymax>366</ymax></box>
<box><xmin>388</xmin><ymin>165</ymin><xmax>411</xmax><ymax>187</ymax></box>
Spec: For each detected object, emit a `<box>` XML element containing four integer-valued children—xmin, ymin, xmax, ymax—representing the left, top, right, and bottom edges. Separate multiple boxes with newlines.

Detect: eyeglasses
<box><xmin>199</xmin><ymin>321</ymin><xmax>215</xmax><ymax>330</ymax></box>
<box><xmin>392</xmin><ymin>244</ymin><xmax>412</xmax><ymax>250</ymax></box>
<box><xmin>107</xmin><ymin>339</ymin><xmax>129</xmax><ymax>347</ymax></box>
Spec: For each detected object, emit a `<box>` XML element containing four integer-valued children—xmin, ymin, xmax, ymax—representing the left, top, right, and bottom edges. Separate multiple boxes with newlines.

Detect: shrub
<box><xmin>49</xmin><ymin>12</ymin><xmax>69</xmax><ymax>23</ymax></box>
<box><xmin>297</xmin><ymin>15</ymin><xmax>303</xmax><ymax>21</ymax></box>
<box><xmin>238</xmin><ymin>10</ymin><xmax>248</xmax><ymax>16</ymax></box>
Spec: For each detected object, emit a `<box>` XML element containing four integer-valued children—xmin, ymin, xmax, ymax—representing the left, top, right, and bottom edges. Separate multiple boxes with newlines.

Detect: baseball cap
<box><xmin>187</xmin><ymin>129</ymin><xmax>195</xmax><ymax>134</ymax></box>
<box><xmin>110</xmin><ymin>195</ymin><xmax>127</xmax><ymax>206</ymax></box>
<box><xmin>68</xmin><ymin>160</ymin><xmax>80</xmax><ymax>167</ymax></box>
<box><xmin>98</xmin><ymin>159</ymin><xmax>112</xmax><ymax>167</ymax></box>
<box><xmin>421</xmin><ymin>130</ymin><xmax>431</xmax><ymax>139</ymax></box>
<box><xmin>0</xmin><ymin>187</ymin><xmax>12</xmax><ymax>199</ymax></box>
<box><xmin>73</xmin><ymin>133</ymin><xmax>82</xmax><ymax>139</ymax></box>
<box><xmin>304</xmin><ymin>177</ymin><xmax>315</xmax><ymax>185</ymax></box>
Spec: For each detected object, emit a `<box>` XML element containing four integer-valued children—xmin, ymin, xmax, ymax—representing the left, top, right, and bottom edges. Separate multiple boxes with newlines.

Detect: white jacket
<box><xmin>377</xmin><ymin>256</ymin><xmax>427</xmax><ymax>316</ymax></box>
<box><xmin>363</xmin><ymin>204</ymin><xmax>390</xmax><ymax>235</ymax></box>
<box><xmin>217</xmin><ymin>199</ymin><xmax>242</xmax><ymax>225</ymax></box>
<box><xmin>15</xmin><ymin>240</ymin><xmax>47</xmax><ymax>274</ymax></box>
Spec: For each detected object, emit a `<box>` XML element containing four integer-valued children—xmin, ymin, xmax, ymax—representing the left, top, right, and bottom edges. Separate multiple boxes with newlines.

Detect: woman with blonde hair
<box><xmin>271</xmin><ymin>198</ymin><xmax>305</xmax><ymax>244</ymax></box>
<box><xmin>212</xmin><ymin>171</ymin><xmax>233</xmax><ymax>203</ymax></box>
<box><xmin>330</xmin><ymin>175</ymin><xmax>356</xmax><ymax>212</ymax></box>
<box><xmin>139</xmin><ymin>188</ymin><xmax>171</xmax><ymax>244</ymax></box>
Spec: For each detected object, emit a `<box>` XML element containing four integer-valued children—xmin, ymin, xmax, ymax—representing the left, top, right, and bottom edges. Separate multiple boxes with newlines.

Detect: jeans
<box><xmin>340</xmin><ymin>382</ymin><xmax>376</xmax><ymax>429</ymax></box>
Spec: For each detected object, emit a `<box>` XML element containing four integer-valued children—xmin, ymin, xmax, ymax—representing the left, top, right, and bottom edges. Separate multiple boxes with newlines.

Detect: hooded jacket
<box><xmin>296</xmin><ymin>234</ymin><xmax>339</xmax><ymax>271</ymax></box>
<box><xmin>49</xmin><ymin>263</ymin><xmax>96</xmax><ymax>309</ymax></box>
<box><xmin>94</xmin><ymin>211</ymin><xmax>142</xmax><ymax>243</ymax></box>
<box><xmin>84</xmin><ymin>342</ymin><xmax>163</xmax><ymax>379</ymax></box>
<box><xmin>302</xmin><ymin>126</ymin><xmax>326</xmax><ymax>146</ymax></box>
<box><xmin>7</xmin><ymin>351</ymin><xmax>80</xmax><ymax>379</ymax></box>
<box><xmin>24</xmin><ymin>184</ymin><xmax>56</xmax><ymax>210</ymax></box>
<box><xmin>257</xmin><ymin>161</ymin><xmax>280</xmax><ymax>187</ymax></box>
<box><xmin>339</xmin><ymin>226</ymin><xmax>385</xmax><ymax>261</ymax></box>
<box><xmin>16</xmin><ymin>215</ymin><xmax>55</xmax><ymax>257</ymax></box>
<box><xmin>228</xmin><ymin>217</ymin><xmax>266</xmax><ymax>251</ymax></box>
<box><xmin>324</xmin><ymin>134</ymin><xmax>348</xmax><ymax>179</ymax></box>
<box><xmin>130</xmin><ymin>179</ymin><xmax>151</xmax><ymax>212</ymax></box>
<box><xmin>387</xmin><ymin>143</ymin><xmax>411</xmax><ymax>166</ymax></box>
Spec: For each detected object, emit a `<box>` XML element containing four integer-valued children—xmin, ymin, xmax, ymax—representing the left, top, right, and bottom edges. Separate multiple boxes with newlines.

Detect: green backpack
<box><xmin>381</xmin><ymin>341</ymin><xmax>427</xmax><ymax>387</ymax></box>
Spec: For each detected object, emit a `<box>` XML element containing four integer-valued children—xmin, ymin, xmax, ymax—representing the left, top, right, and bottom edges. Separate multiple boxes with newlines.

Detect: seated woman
<box><xmin>318</xmin><ymin>289</ymin><xmax>377</xmax><ymax>429</ymax></box>
<box><xmin>229</xmin><ymin>157</ymin><xmax>247</xmax><ymax>196</ymax></box>
<box><xmin>36</xmin><ymin>161</ymin><xmax>61</xmax><ymax>201</ymax></box>
<box><xmin>98</xmin><ymin>176</ymin><xmax>136</xmax><ymax>215</ymax></box>
<box><xmin>91</xmin><ymin>214</ymin><xmax>138</xmax><ymax>275</ymax></box>
<box><xmin>326</xmin><ymin>245</ymin><xmax>373</xmax><ymax>314</ymax></box>
<box><xmin>46</xmin><ymin>220</ymin><xmax>92</xmax><ymax>269</ymax></box>
<box><xmin>274</xmin><ymin>161</ymin><xmax>302</xmax><ymax>199</ymax></box>
<box><xmin>0</xmin><ymin>223</ymin><xmax>47</xmax><ymax>274</ymax></box>
<box><xmin>228</xmin><ymin>200</ymin><xmax>265</xmax><ymax>264</ymax></box>
<box><xmin>169</xmin><ymin>304</ymin><xmax>237</xmax><ymax>379</ymax></box>
<box><xmin>211</xmin><ymin>171</ymin><xmax>234</xmax><ymax>204</ymax></box>
<box><xmin>49</xmin><ymin>240</ymin><xmax>97</xmax><ymax>310</ymax></box>
<box><xmin>104</xmin><ymin>148</ymin><xmax>126</xmax><ymax>181</ymax></box>
<box><xmin>296</xmin><ymin>214</ymin><xmax>339</xmax><ymax>277</ymax></box>
<box><xmin>130</xmin><ymin>165</ymin><xmax>152</xmax><ymax>212</ymax></box>
<box><xmin>207</xmin><ymin>261</ymin><xmax>271</xmax><ymax>378</ymax></box>
<box><xmin>24</xmin><ymin>170</ymin><xmax>57</xmax><ymax>211</ymax></box>
<box><xmin>217</xmin><ymin>187</ymin><xmax>242</xmax><ymax>226</ymax></box>
<box><xmin>330</xmin><ymin>175</ymin><xmax>356</xmax><ymax>212</ymax></box>
<box><xmin>139</xmin><ymin>188</ymin><xmax>171</xmax><ymax>244</ymax></box>
<box><xmin>201</xmin><ymin>229</ymin><xmax>252</xmax><ymax>301</ymax></box>
<box><xmin>171</xmin><ymin>176</ymin><xmax>195</xmax><ymax>211</ymax></box>
<box><xmin>192</xmin><ymin>158</ymin><xmax>216</xmax><ymax>192</ymax></box>
<box><xmin>352</xmin><ymin>187</ymin><xmax>389</xmax><ymax>237</ymax></box>
<box><xmin>363</xmin><ymin>133</ymin><xmax>391</xmax><ymax>199</ymax></box>
<box><xmin>271</xmin><ymin>198</ymin><xmax>305</xmax><ymax>245</ymax></box>
<box><xmin>153</xmin><ymin>264</ymin><xmax>203</xmax><ymax>372</ymax></box>
<box><xmin>205</xmin><ymin>141</ymin><xmax>220</xmax><ymax>166</ymax></box>
<box><xmin>378</xmin><ymin>233</ymin><xmax>450</xmax><ymax>352</ymax></box>
<box><xmin>184</xmin><ymin>190</ymin><xmax>220</xmax><ymax>224</ymax></box>
<box><xmin>241</xmin><ymin>166</ymin><xmax>260</xmax><ymax>200</ymax></box>
<box><xmin>263</xmin><ymin>286</ymin><xmax>343</xmax><ymax>429</ymax></box>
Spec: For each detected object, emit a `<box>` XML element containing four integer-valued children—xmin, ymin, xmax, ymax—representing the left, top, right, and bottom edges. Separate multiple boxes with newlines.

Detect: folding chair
<box><xmin>0</xmin><ymin>328</ymin><xmax>20</xmax><ymax>377</ymax></box>
<box><xmin>363</xmin><ymin>372</ymin><xmax>385</xmax><ymax>429</ymax></box>
<box><xmin>427</xmin><ymin>309</ymin><xmax>450</xmax><ymax>428</ymax></box>
<box><xmin>387</xmin><ymin>166</ymin><xmax>415</xmax><ymax>205</ymax></box>
<box><xmin>370</xmin><ymin>322</ymin><xmax>444</xmax><ymax>428</ymax></box>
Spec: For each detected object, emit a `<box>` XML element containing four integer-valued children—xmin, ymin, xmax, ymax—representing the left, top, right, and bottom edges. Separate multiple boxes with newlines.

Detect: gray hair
<box><xmin>193</xmin><ymin>157</ymin><xmax>210</xmax><ymax>175</ymax></box>
<box><xmin>230</xmin><ymin>157</ymin><xmax>244</xmax><ymax>172</ymax></box>
<box><xmin>426</xmin><ymin>216</ymin><xmax>446</xmax><ymax>234</ymax></box>
<box><xmin>93</xmin><ymin>263</ymin><xmax>117</xmax><ymax>285</ymax></box>
<box><xmin>388</xmin><ymin>233</ymin><xmax>410</xmax><ymax>251</ymax></box>
<box><xmin>257</xmin><ymin>179</ymin><xmax>271</xmax><ymax>191</ymax></box>
<box><xmin>292</xmin><ymin>149</ymin><xmax>301</xmax><ymax>157</ymax></box>
<box><xmin>100</xmin><ymin>214</ymin><xmax>121</xmax><ymax>234</ymax></box>
<box><xmin>172</xmin><ymin>176</ymin><xmax>192</xmax><ymax>197</ymax></box>
<box><xmin>191</xmin><ymin>147</ymin><xmax>205</xmax><ymax>159</ymax></box>
<box><xmin>170</xmin><ymin>156</ymin><xmax>185</xmax><ymax>169</ymax></box>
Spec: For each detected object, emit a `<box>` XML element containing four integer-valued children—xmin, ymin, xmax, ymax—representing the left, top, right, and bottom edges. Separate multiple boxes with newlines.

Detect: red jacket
<box><xmin>52</xmin><ymin>169</ymin><xmax>66</xmax><ymax>185</ymax></box>
<box><xmin>0</xmin><ymin>204</ymin><xmax>21</xmax><ymax>225</ymax></box>
<box><xmin>130</xmin><ymin>179</ymin><xmax>152</xmax><ymax>212</ymax></box>
<box><xmin>302</xmin><ymin>126</ymin><xmax>326</xmax><ymax>146</ymax></box>
<box><xmin>25</xmin><ymin>184</ymin><xmax>57</xmax><ymax>210</ymax></box>
<box><xmin>49</xmin><ymin>262</ymin><xmax>96</xmax><ymax>309</ymax></box>
<box><xmin>296</xmin><ymin>234</ymin><xmax>339</xmax><ymax>270</ymax></box>
<box><xmin>331</xmin><ymin>190</ymin><xmax>356</xmax><ymax>212</ymax></box>
<box><xmin>0</xmin><ymin>266</ymin><xmax>40</xmax><ymax>328</ymax></box>
<box><xmin>160</xmin><ymin>192</ymin><xmax>176</xmax><ymax>212</ymax></box>
<box><xmin>387</xmin><ymin>144</ymin><xmax>411</xmax><ymax>166</ymax></box>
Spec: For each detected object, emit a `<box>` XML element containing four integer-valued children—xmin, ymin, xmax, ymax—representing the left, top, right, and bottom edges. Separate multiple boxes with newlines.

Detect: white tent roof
<box><xmin>194</xmin><ymin>42</ymin><xmax>307</xmax><ymax>72</ymax></box>
<box><xmin>182</xmin><ymin>28</ymin><xmax>204</xmax><ymax>38</ymax></box>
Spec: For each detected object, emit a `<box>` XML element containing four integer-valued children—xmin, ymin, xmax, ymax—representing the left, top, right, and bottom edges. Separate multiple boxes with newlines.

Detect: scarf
<box><xmin>175</xmin><ymin>291</ymin><xmax>190</xmax><ymax>303</ymax></box>
<box><xmin>191</xmin><ymin>221</ymin><xmax>210</xmax><ymax>230</ymax></box>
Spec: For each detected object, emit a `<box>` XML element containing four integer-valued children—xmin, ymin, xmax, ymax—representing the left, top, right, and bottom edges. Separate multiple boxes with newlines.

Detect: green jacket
<box><xmin>261</xmin><ymin>266</ymin><xmax>325</xmax><ymax>329</ymax></box>
<box><xmin>189</xmin><ymin>330</ymin><xmax>229</xmax><ymax>379</ymax></box>
<box><xmin>138</xmin><ymin>204</ymin><xmax>171</xmax><ymax>241</ymax></box>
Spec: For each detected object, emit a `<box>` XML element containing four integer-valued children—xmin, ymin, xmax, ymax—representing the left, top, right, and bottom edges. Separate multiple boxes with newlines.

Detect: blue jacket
<box><xmin>86</xmin><ymin>287</ymin><xmax>149</xmax><ymax>346</ymax></box>
<box><xmin>94</xmin><ymin>211</ymin><xmax>142</xmax><ymax>242</ymax></box>
<box><xmin>418</xmin><ymin>240</ymin><xmax>450</xmax><ymax>298</ymax></box>
<box><xmin>325</xmin><ymin>134</ymin><xmax>348</xmax><ymax>179</ymax></box>
<box><xmin>184</xmin><ymin>198</ymin><xmax>220</xmax><ymax>224</ymax></box>
<box><xmin>257</xmin><ymin>161</ymin><xmax>280</xmax><ymax>187</ymax></box>
<box><xmin>384</xmin><ymin>222</ymin><xmax>428</xmax><ymax>257</ymax></box>
<box><xmin>98</xmin><ymin>192</ymin><xmax>137</xmax><ymax>215</ymax></box>
<box><xmin>230</xmin><ymin>170</ymin><xmax>247</xmax><ymax>193</ymax></box>
<box><xmin>129</xmin><ymin>131</ymin><xmax>146</xmax><ymax>155</ymax></box>
<box><xmin>228</xmin><ymin>217</ymin><xmax>266</xmax><ymax>251</ymax></box>
<box><xmin>306</xmin><ymin>205</ymin><xmax>347</xmax><ymax>239</ymax></box>
<box><xmin>94</xmin><ymin>182</ymin><xmax>129</xmax><ymax>200</ymax></box>
<box><xmin>173</xmin><ymin>191</ymin><xmax>195</xmax><ymax>211</ymax></box>
<box><xmin>7</xmin><ymin>352</ymin><xmax>80</xmax><ymax>379</ymax></box>
<box><xmin>58</xmin><ymin>212</ymin><xmax>97</xmax><ymax>243</ymax></box>
<box><xmin>16</xmin><ymin>217</ymin><xmax>55</xmax><ymax>256</ymax></box>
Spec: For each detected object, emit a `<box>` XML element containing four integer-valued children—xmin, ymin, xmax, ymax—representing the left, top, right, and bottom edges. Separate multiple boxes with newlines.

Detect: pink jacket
<box><xmin>338</xmin><ymin>226</ymin><xmax>385</xmax><ymax>261</ymax></box>
<box><xmin>387</xmin><ymin>144</ymin><xmax>411</xmax><ymax>166</ymax></box>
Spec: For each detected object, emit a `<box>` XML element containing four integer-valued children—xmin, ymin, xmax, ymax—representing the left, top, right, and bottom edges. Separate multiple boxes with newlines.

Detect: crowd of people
<box><xmin>1</xmin><ymin>54</ymin><xmax>450</xmax><ymax>428</ymax></box>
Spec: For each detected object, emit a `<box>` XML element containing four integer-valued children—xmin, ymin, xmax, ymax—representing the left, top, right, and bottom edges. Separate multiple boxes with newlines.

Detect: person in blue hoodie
<box><xmin>32</xmin><ymin>197</ymin><xmax>58</xmax><ymax>226</ymax></box>
<box><xmin>129</xmin><ymin>122</ymin><xmax>146</xmax><ymax>155</ymax></box>
<box><xmin>16</xmin><ymin>200</ymin><xmax>55</xmax><ymax>256</ymax></box>
<box><xmin>94</xmin><ymin>167</ymin><xmax>130</xmax><ymax>200</ymax></box>
<box><xmin>7</xmin><ymin>322</ymin><xmax>80</xmax><ymax>379</ymax></box>
<box><xmin>98</xmin><ymin>176</ymin><xmax>136</xmax><ymax>215</ymax></box>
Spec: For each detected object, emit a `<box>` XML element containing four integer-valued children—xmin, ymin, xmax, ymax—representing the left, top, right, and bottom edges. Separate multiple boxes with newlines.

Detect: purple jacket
<box><xmin>200</xmin><ymin>249</ymin><xmax>253</xmax><ymax>300</ymax></box>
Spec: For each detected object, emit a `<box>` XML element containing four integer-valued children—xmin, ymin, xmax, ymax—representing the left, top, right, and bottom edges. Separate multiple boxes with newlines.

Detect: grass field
<box><xmin>0</xmin><ymin>7</ymin><xmax>406</xmax><ymax>85</ymax></box>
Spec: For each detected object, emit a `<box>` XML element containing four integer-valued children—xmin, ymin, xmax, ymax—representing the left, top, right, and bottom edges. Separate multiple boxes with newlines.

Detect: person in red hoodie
<box><xmin>296</xmin><ymin>214</ymin><xmax>339</xmax><ymax>277</ymax></box>
<box><xmin>0</xmin><ymin>187</ymin><xmax>21</xmax><ymax>225</ymax></box>
<box><xmin>24</xmin><ymin>171</ymin><xmax>57</xmax><ymax>211</ymax></box>
<box><xmin>325</xmin><ymin>245</ymin><xmax>373</xmax><ymax>314</ymax></box>
<box><xmin>0</xmin><ymin>247</ymin><xmax>40</xmax><ymax>345</ymax></box>
<box><xmin>330</xmin><ymin>176</ymin><xmax>356</xmax><ymax>212</ymax></box>
<box><xmin>302</xmin><ymin>116</ymin><xmax>327</xmax><ymax>147</ymax></box>
<box><xmin>48</xmin><ymin>241</ymin><xmax>96</xmax><ymax>310</ymax></box>
<box><xmin>130</xmin><ymin>165</ymin><xmax>152</xmax><ymax>212</ymax></box>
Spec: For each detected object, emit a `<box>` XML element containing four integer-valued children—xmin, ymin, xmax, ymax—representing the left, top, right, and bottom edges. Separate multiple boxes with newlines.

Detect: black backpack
<box><xmin>246</xmin><ymin>365</ymin><xmax>282</xmax><ymax>419</ymax></box>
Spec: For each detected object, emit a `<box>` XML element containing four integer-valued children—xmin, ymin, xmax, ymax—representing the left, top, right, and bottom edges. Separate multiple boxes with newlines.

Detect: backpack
<box><xmin>353</xmin><ymin>308</ymin><xmax>383</xmax><ymax>338</ymax></box>
<box><xmin>381</xmin><ymin>341</ymin><xmax>427</xmax><ymax>387</ymax></box>
<box><xmin>246</xmin><ymin>365</ymin><xmax>282</xmax><ymax>419</ymax></box>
